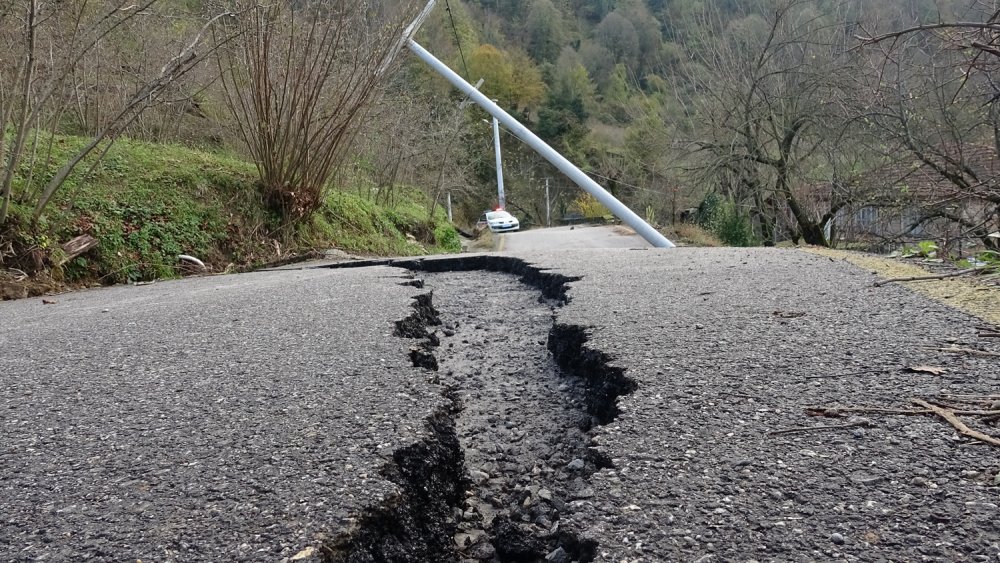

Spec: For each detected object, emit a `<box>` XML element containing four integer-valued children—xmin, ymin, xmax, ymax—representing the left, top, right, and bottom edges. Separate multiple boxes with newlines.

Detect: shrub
<box><xmin>696</xmin><ymin>193</ymin><xmax>757</xmax><ymax>247</ymax></box>
<box><xmin>434</xmin><ymin>223</ymin><xmax>462</xmax><ymax>253</ymax></box>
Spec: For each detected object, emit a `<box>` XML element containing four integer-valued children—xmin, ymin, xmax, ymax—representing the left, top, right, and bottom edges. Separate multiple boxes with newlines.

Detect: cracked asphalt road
<box><xmin>505</xmin><ymin>247</ymin><xmax>1000</xmax><ymax>561</ymax></box>
<box><xmin>0</xmin><ymin>267</ymin><xmax>445</xmax><ymax>561</ymax></box>
<box><xmin>3</xmin><ymin>246</ymin><xmax>1000</xmax><ymax>561</ymax></box>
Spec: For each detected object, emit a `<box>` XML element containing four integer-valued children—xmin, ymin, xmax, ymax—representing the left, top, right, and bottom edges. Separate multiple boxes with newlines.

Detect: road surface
<box><xmin>2</xmin><ymin>246</ymin><xmax>999</xmax><ymax>561</ymax></box>
<box><xmin>495</xmin><ymin>225</ymin><xmax>650</xmax><ymax>252</ymax></box>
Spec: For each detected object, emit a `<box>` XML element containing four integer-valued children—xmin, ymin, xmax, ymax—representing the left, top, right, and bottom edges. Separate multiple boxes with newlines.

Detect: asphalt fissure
<box><xmin>317</xmin><ymin>255</ymin><xmax>581</xmax><ymax>304</ymax></box>
<box><xmin>329</xmin><ymin>258</ymin><xmax>638</xmax><ymax>562</ymax></box>
<box><xmin>323</xmin><ymin>407</ymin><xmax>467</xmax><ymax>562</ymax></box>
<box><xmin>423</xmin><ymin>270</ymin><xmax>607</xmax><ymax>562</ymax></box>
<box><xmin>325</xmin><ymin>291</ymin><xmax>464</xmax><ymax>562</ymax></box>
<box><xmin>394</xmin><ymin>291</ymin><xmax>442</xmax><ymax>371</ymax></box>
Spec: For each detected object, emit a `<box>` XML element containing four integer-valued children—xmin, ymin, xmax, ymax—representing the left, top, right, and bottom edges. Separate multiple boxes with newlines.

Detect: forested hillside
<box><xmin>386</xmin><ymin>0</ymin><xmax>1000</xmax><ymax>252</ymax></box>
<box><xmin>1</xmin><ymin>0</ymin><xmax>999</xmax><ymax>292</ymax></box>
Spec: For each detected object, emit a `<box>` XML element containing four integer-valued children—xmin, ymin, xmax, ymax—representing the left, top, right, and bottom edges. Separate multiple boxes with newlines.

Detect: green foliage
<box><xmin>571</xmin><ymin>192</ymin><xmax>611</xmax><ymax>219</ymax></box>
<box><xmin>697</xmin><ymin>193</ymin><xmax>757</xmax><ymax>247</ymax></box>
<box><xmin>956</xmin><ymin>250</ymin><xmax>999</xmax><ymax>269</ymax></box>
<box><xmin>17</xmin><ymin>135</ymin><xmax>260</xmax><ymax>283</ymax></box>
<box><xmin>898</xmin><ymin>240</ymin><xmax>939</xmax><ymax>259</ymax></box>
<box><xmin>467</xmin><ymin>44</ymin><xmax>546</xmax><ymax>110</ymax></box>
<box><xmin>3</xmin><ymin>132</ymin><xmax>461</xmax><ymax>287</ymax></box>
<box><xmin>526</xmin><ymin>0</ymin><xmax>565</xmax><ymax>63</ymax></box>
<box><xmin>307</xmin><ymin>187</ymin><xmax>460</xmax><ymax>256</ymax></box>
<box><xmin>434</xmin><ymin>223</ymin><xmax>462</xmax><ymax>253</ymax></box>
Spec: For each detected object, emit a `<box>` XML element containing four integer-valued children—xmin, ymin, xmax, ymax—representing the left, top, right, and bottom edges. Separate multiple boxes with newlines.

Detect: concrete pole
<box><xmin>406</xmin><ymin>39</ymin><xmax>674</xmax><ymax>248</ymax></box>
<box><xmin>545</xmin><ymin>178</ymin><xmax>551</xmax><ymax>227</ymax></box>
<box><xmin>492</xmin><ymin>116</ymin><xmax>505</xmax><ymax>209</ymax></box>
<box><xmin>447</xmin><ymin>192</ymin><xmax>453</xmax><ymax>223</ymax></box>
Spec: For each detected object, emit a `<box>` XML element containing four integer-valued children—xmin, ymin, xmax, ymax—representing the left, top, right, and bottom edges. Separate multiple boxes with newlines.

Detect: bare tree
<box><xmin>683</xmin><ymin>0</ymin><xmax>870</xmax><ymax>246</ymax></box>
<box><xmin>0</xmin><ymin>1</ymin><xmax>234</xmax><ymax>226</ymax></box>
<box><xmin>215</xmin><ymin>0</ymin><xmax>419</xmax><ymax>225</ymax></box>
<box><xmin>856</xmin><ymin>4</ymin><xmax>1000</xmax><ymax>249</ymax></box>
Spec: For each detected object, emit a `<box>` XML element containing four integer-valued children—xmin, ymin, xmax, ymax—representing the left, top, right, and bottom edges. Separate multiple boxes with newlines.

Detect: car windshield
<box><xmin>486</xmin><ymin>211</ymin><xmax>512</xmax><ymax>220</ymax></box>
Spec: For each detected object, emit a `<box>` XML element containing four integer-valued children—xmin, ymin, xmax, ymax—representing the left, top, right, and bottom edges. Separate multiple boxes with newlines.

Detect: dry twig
<box><xmin>873</xmin><ymin>266</ymin><xmax>992</xmax><ymax>287</ymax></box>
<box><xmin>927</xmin><ymin>346</ymin><xmax>1000</xmax><ymax>358</ymax></box>
<box><xmin>806</xmin><ymin>405</ymin><xmax>1000</xmax><ymax>417</ymax></box>
<box><xmin>769</xmin><ymin>422</ymin><xmax>870</xmax><ymax>436</ymax></box>
<box><xmin>912</xmin><ymin>399</ymin><xmax>1000</xmax><ymax>447</ymax></box>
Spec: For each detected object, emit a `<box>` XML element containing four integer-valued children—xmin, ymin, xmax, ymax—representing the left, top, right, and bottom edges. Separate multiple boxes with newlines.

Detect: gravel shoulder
<box><xmin>803</xmin><ymin>246</ymin><xmax>1000</xmax><ymax>325</ymax></box>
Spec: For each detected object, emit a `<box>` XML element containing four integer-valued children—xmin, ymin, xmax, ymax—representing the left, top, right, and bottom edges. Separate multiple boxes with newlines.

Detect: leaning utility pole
<box><xmin>397</xmin><ymin>0</ymin><xmax>675</xmax><ymax>248</ymax></box>
<box><xmin>544</xmin><ymin>178</ymin><xmax>551</xmax><ymax>227</ymax></box>
<box><xmin>492</xmin><ymin>116</ymin><xmax>506</xmax><ymax>209</ymax></box>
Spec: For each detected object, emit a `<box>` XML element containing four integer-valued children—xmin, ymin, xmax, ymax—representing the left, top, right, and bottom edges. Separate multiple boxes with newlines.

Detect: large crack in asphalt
<box><xmin>322</xmin><ymin>257</ymin><xmax>633</xmax><ymax>562</ymax></box>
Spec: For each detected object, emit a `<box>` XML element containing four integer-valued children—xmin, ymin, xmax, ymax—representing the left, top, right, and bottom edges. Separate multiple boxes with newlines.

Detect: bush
<box><xmin>434</xmin><ymin>223</ymin><xmax>462</xmax><ymax>253</ymax></box>
<box><xmin>696</xmin><ymin>193</ymin><xmax>757</xmax><ymax>247</ymax></box>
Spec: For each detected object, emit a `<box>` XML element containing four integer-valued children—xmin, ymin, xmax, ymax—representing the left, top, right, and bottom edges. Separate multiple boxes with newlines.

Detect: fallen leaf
<box><xmin>905</xmin><ymin>365</ymin><xmax>947</xmax><ymax>375</ymax></box>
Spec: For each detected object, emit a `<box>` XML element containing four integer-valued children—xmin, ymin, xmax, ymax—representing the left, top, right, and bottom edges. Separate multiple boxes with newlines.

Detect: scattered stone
<box><xmin>830</xmin><ymin>533</ymin><xmax>845</xmax><ymax>545</ymax></box>
<box><xmin>469</xmin><ymin>470</ymin><xmax>490</xmax><ymax>485</ymax></box>
<box><xmin>566</xmin><ymin>458</ymin><xmax>585</xmax><ymax>471</ymax></box>
<box><xmin>289</xmin><ymin>546</ymin><xmax>317</xmax><ymax>561</ymax></box>
<box><xmin>467</xmin><ymin>541</ymin><xmax>496</xmax><ymax>559</ymax></box>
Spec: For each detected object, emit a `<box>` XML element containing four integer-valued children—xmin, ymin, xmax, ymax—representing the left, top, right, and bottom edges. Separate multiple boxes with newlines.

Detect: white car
<box><xmin>481</xmin><ymin>210</ymin><xmax>520</xmax><ymax>232</ymax></box>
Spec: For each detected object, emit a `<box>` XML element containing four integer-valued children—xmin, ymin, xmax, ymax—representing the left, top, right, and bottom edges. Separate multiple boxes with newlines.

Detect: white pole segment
<box><xmin>405</xmin><ymin>39</ymin><xmax>675</xmax><ymax>248</ymax></box>
<box><xmin>378</xmin><ymin>0</ymin><xmax>438</xmax><ymax>78</ymax></box>
<box><xmin>545</xmin><ymin>178</ymin><xmax>551</xmax><ymax>227</ymax></box>
<box><xmin>492</xmin><ymin>116</ymin><xmax>506</xmax><ymax>209</ymax></box>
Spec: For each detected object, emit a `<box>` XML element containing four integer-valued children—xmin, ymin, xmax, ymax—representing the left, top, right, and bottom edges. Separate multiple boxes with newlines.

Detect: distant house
<box><xmin>829</xmin><ymin>144</ymin><xmax>999</xmax><ymax>252</ymax></box>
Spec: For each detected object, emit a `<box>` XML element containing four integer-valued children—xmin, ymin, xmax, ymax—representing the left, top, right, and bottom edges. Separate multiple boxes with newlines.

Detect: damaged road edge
<box><xmin>324</xmin><ymin>291</ymin><xmax>464</xmax><ymax>562</ymax></box>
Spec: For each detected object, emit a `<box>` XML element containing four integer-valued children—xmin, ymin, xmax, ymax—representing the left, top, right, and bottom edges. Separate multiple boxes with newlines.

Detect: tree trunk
<box><xmin>779</xmin><ymin>170</ymin><xmax>829</xmax><ymax>247</ymax></box>
<box><xmin>799</xmin><ymin>221</ymin><xmax>826</xmax><ymax>246</ymax></box>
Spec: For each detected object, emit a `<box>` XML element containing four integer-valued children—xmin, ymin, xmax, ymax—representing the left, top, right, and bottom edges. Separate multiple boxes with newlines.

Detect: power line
<box><xmin>577</xmin><ymin>168</ymin><xmax>670</xmax><ymax>196</ymax></box>
<box><xmin>444</xmin><ymin>0</ymin><xmax>470</xmax><ymax>79</ymax></box>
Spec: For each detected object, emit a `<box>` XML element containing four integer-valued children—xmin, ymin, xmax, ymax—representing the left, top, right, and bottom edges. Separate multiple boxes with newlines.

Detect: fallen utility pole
<box><xmin>398</xmin><ymin>1</ymin><xmax>674</xmax><ymax>248</ymax></box>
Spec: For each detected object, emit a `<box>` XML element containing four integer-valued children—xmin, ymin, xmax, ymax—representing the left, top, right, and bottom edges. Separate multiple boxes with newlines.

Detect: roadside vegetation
<box><xmin>0</xmin><ymin>133</ymin><xmax>459</xmax><ymax>298</ymax></box>
<box><xmin>404</xmin><ymin>0</ymin><xmax>1000</xmax><ymax>255</ymax></box>
<box><xmin>0</xmin><ymin>1</ymin><xmax>458</xmax><ymax>299</ymax></box>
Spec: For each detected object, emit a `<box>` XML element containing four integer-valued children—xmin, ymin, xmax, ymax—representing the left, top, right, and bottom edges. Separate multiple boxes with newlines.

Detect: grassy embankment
<box><xmin>0</xmin><ymin>134</ymin><xmax>460</xmax><ymax>296</ymax></box>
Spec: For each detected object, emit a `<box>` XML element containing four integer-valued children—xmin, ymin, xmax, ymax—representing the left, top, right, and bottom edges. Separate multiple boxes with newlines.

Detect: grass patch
<box><xmin>305</xmin><ymin>188</ymin><xmax>459</xmax><ymax>256</ymax></box>
<box><xmin>664</xmin><ymin>223</ymin><xmax>723</xmax><ymax>247</ymax></box>
<box><xmin>7</xmin><ymin>136</ymin><xmax>262</xmax><ymax>284</ymax></box>
<box><xmin>1</xmin><ymin>133</ymin><xmax>460</xmax><ymax>292</ymax></box>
